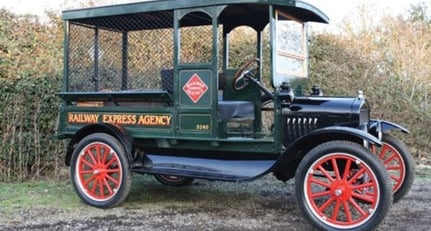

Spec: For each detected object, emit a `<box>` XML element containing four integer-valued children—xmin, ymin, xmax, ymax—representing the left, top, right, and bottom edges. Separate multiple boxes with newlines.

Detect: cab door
<box><xmin>173</xmin><ymin>8</ymin><xmax>219</xmax><ymax>139</ymax></box>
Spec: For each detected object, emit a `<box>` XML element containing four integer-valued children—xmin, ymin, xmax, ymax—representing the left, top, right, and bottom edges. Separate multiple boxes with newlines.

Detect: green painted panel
<box><xmin>179</xmin><ymin>114</ymin><xmax>212</xmax><ymax>133</ymax></box>
<box><xmin>179</xmin><ymin>69</ymin><xmax>213</xmax><ymax>106</ymax></box>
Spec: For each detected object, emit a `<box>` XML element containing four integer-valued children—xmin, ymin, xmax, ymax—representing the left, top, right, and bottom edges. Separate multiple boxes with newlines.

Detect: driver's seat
<box><xmin>217</xmin><ymin>71</ymin><xmax>255</xmax><ymax>120</ymax></box>
<box><xmin>217</xmin><ymin>70</ymin><xmax>257</xmax><ymax>137</ymax></box>
<box><xmin>218</xmin><ymin>99</ymin><xmax>255</xmax><ymax>137</ymax></box>
<box><xmin>218</xmin><ymin>100</ymin><xmax>254</xmax><ymax>120</ymax></box>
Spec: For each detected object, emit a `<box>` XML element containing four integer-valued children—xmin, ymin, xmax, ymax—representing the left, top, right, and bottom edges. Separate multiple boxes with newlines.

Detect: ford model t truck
<box><xmin>57</xmin><ymin>0</ymin><xmax>414</xmax><ymax>230</ymax></box>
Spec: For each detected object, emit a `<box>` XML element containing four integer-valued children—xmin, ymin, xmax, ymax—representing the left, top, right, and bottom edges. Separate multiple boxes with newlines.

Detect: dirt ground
<box><xmin>1</xmin><ymin>167</ymin><xmax>430</xmax><ymax>231</ymax></box>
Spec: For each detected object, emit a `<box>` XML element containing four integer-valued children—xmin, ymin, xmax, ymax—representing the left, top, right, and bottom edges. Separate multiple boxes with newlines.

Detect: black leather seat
<box><xmin>218</xmin><ymin>100</ymin><xmax>254</xmax><ymax>120</ymax></box>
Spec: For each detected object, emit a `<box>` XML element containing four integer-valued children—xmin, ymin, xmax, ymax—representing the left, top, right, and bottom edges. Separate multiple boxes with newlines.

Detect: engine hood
<box><xmin>282</xmin><ymin>96</ymin><xmax>370</xmax><ymax>128</ymax></box>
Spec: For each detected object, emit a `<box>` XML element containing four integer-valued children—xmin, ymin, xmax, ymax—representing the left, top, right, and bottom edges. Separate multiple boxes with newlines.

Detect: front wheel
<box><xmin>70</xmin><ymin>133</ymin><xmax>132</xmax><ymax>208</ymax></box>
<box><xmin>371</xmin><ymin>134</ymin><xmax>415</xmax><ymax>203</ymax></box>
<box><xmin>295</xmin><ymin>141</ymin><xmax>392</xmax><ymax>231</ymax></box>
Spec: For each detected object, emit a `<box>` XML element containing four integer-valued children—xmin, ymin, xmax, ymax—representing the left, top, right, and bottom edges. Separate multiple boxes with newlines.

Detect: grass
<box><xmin>0</xmin><ymin>174</ymin><xmax>236</xmax><ymax>213</ymax></box>
<box><xmin>415</xmin><ymin>164</ymin><xmax>431</xmax><ymax>182</ymax></box>
<box><xmin>0</xmin><ymin>180</ymin><xmax>79</xmax><ymax>211</ymax></box>
<box><xmin>0</xmin><ymin>174</ymin><xmax>175</xmax><ymax>211</ymax></box>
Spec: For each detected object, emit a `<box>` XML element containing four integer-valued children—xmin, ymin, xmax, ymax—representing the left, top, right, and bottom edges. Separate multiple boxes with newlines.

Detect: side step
<box><xmin>132</xmin><ymin>154</ymin><xmax>276</xmax><ymax>182</ymax></box>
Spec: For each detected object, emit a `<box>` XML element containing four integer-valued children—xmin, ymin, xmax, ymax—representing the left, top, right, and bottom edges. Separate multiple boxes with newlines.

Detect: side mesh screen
<box><xmin>67</xmin><ymin>12</ymin><xmax>174</xmax><ymax>92</ymax></box>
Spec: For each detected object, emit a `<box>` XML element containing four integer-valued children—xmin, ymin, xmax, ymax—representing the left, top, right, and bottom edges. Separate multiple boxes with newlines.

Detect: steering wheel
<box><xmin>232</xmin><ymin>58</ymin><xmax>260</xmax><ymax>91</ymax></box>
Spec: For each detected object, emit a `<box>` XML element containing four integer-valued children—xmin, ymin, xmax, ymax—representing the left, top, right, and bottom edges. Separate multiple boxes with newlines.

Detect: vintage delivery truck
<box><xmin>57</xmin><ymin>0</ymin><xmax>414</xmax><ymax>230</ymax></box>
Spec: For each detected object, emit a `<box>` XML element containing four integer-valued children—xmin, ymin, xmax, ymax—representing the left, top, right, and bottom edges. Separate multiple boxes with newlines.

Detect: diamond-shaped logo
<box><xmin>183</xmin><ymin>74</ymin><xmax>208</xmax><ymax>103</ymax></box>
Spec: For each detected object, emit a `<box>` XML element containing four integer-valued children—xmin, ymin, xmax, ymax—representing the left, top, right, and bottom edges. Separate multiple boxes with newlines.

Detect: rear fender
<box><xmin>369</xmin><ymin>119</ymin><xmax>409</xmax><ymax>140</ymax></box>
<box><xmin>65</xmin><ymin>123</ymin><xmax>134</xmax><ymax>166</ymax></box>
<box><xmin>273</xmin><ymin>126</ymin><xmax>382</xmax><ymax>181</ymax></box>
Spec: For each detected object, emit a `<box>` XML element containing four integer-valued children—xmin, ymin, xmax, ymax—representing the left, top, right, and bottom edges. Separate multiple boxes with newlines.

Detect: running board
<box><xmin>132</xmin><ymin>154</ymin><xmax>276</xmax><ymax>182</ymax></box>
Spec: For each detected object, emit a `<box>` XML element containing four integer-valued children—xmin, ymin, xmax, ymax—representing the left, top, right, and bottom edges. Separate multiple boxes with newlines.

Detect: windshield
<box><xmin>273</xmin><ymin>10</ymin><xmax>308</xmax><ymax>88</ymax></box>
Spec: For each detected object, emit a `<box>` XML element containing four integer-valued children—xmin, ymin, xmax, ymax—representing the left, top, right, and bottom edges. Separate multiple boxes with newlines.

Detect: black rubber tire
<box><xmin>295</xmin><ymin>140</ymin><xmax>393</xmax><ymax>231</ymax></box>
<box><xmin>154</xmin><ymin>174</ymin><xmax>194</xmax><ymax>187</ymax></box>
<box><xmin>376</xmin><ymin>134</ymin><xmax>415</xmax><ymax>203</ymax></box>
<box><xmin>70</xmin><ymin>133</ymin><xmax>132</xmax><ymax>208</ymax></box>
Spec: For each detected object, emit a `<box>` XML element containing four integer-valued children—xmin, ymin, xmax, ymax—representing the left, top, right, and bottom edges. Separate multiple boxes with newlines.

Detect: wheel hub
<box><xmin>332</xmin><ymin>181</ymin><xmax>352</xmax><ymax>201</ymax></box>
<box><xmin>92</xmin><ymin>163</ymin><xmax>108</xmax><ymax>180</ymax></box>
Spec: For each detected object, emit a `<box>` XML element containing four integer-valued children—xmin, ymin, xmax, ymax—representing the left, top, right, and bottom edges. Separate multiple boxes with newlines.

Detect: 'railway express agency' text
<box><xmin>67</xmin><ymin>113</ymin><xmax>172</xmax><ymax>126</ymax></box>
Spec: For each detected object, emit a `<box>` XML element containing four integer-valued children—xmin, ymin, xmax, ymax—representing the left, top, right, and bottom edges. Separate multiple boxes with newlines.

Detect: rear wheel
<box><xmin>70</xmin><ymin>133</ymin><xmax>132</xmax><ymax>208</ymax></box>
<box><xmin>371</xmin><ymin>134</ymin><xmax>415</xmax><ymax>203</ymax></box>
<box><xmin>295</xmin><ymin>141</ymin><xmax>392</xmax><ymax>231</ymax></box>
<box><xmin>154</xmin><ymin>174</ymin><xmax>194</xmax><ymax>186</ymax></box>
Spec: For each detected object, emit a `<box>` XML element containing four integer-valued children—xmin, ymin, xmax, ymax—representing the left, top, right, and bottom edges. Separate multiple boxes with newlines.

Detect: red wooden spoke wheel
<box><xmin>305</xmin><ymin>154</ymin><xmax>379</xmax><ymax>228</ymax></box>
<box><xmin>71</xmin><ymin>133</ymin><xmax>132</xmax><ymax>208</ymax></box>
<box><xmin>372</xmin><ymin>142</ymin><xmax>404</xmax><ymax>192</ymax></box>
<box><xmin>76</xmin><ymin>142</ymin><xmax>122</xmax><ymax>201</ymax></box>
<box><xmin>295</xmin><ymin>141</ymin><xmax>392</xmax><ymax>231</ymax></box>
<box><xmin>370</xmin><ymin>134</ymin><xmax>415</xmax><ymax>203</ymax></box>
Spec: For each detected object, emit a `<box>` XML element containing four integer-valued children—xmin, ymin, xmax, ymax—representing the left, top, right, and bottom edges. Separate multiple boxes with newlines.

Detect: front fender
<box><xmin>369</xmin><ymin>119</ymin><xmax>409</xmax><ymax>139</ymax></box>
<box><xmin>293</xmin><ymin>126</ymin><xmax>383</xmax><ymax>147</ymax></box>
<box><xmin>281</xmin><ymin>126</ymin><xmax>382</xmax><ymax>158</ymax></box>
<box><xmin>272</xmin><ymin>126</ymin><xmax>382</xmax><ymax>181</ymax></box>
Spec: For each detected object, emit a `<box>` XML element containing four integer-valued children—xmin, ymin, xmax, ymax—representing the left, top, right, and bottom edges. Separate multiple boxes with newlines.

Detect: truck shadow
<box><xmin>120</xmin><ymin>174</ymin><xmax>317</xmax><ymax>230</ymax></box>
